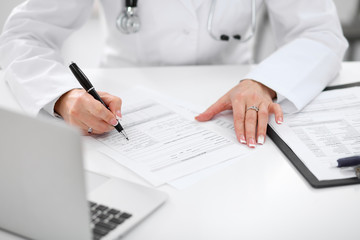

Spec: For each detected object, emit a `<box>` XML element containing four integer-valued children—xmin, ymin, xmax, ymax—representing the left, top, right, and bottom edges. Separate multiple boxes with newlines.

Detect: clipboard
<box><xmin>267</xmin><ymin>82</ymin><xmax>360</xmax><ymax>188</ymax></box>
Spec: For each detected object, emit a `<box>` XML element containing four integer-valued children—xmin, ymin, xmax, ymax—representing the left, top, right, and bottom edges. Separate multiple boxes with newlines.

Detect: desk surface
<box><xmin>1</xmin><ymin>62</ymin><xmax>360</xmax><ymax>240</ymax></box>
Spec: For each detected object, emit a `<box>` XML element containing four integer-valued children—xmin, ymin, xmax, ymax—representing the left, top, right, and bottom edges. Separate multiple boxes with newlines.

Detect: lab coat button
<box><xmin>183</xmin><ymin>29</ymin><xmax>190</xmax><ymax>35</ymax></box>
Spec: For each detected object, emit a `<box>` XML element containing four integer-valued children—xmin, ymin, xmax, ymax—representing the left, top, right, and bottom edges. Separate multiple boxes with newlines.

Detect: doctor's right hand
<box><xmin>54</xmin><ymin>89</ymin><xmax>123</xmax><ymax>135</ymax></box>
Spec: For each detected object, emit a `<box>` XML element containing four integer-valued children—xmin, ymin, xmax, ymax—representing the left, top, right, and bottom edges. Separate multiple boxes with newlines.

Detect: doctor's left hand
<box><xmin>54</xmin><ymin>89</ymin><xmax>122</xmax><ymax>135</ymax></box>
<box><xmin>195</xmin><ymin>79</ymin><xmax>283</xmax><ymax>148</ymax></box>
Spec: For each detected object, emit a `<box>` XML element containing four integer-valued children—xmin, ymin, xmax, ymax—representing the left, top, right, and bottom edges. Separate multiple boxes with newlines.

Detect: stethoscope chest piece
<box><xmin>116</xmin><ymin>0</ymin><xmax>140</xmax><ymax>34</ymax></box>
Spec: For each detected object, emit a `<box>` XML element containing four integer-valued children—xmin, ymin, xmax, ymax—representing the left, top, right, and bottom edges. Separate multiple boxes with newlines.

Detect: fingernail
<box><xmin>110</xmin><ymin>118</ymin><xmax>118</xmax><ymax>126</ymax></box>
<box><xmin>116</xmin><ymin>110</ymin><xmax>122</xmax><ymax>118</ymax></box>
<box><xmin>239</xmin><ymin>135</ymin><xmax>246</xmax><ymax>144</ymax></box>
<box><xmin>195</xmin><ymin>113</ymin><xmax>204</xmax><ymax>121</ymax></box>
<box><xmin>248</xmin><ymin>138</ymin><xmax>256</xmax><ymax>148</ymax></box>
<box><xmin>277</xmin><ymin>116</ymin><xmax>283</xmax><ymax>124</ymax></box>
<box><xmin>257</xmin><ymin>135</ymin><xmax>265</xmax><ymax>145</ymax></box>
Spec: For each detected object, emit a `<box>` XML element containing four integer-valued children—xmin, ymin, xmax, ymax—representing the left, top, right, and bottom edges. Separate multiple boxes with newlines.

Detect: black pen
<box><xmin>337</xmin><ymin>155</ymin><xmax>360</xmax><ymax>168</ymax></box>
<box><xmin>69</xmin><ymin>62</ymin><xmax>129</xmax><ymax>140</ymax></box>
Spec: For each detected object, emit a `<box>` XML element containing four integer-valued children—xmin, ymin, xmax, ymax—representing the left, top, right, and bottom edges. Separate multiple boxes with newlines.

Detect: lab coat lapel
<box><xmin>178</xmin><ymin>0</ymin><xmax>196</xmax><ymax>17</ymax></box>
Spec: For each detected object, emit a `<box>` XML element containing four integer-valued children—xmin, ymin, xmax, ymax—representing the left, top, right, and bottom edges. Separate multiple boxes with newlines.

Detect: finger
<box><xmin>232</xmin><ymin>98</ymin><xmax>246</xmax><ymax>144</ymax></box>
<box><xmin>269</xmin><ymin>103</ymin><xmax>283</xmax><ymax>124</ymax></box>
<box><xmin>80</xmin><ymin>122</ymin><xmax>108</xmax><ymax>136</ymax></box>
<box><xmin>75</xmin><ymin>120</ymin><xmax>97</xmax><ymax>136</ymax></box>
<box><xmin>195</xmin><ymin>96</ymin><xmax>231</xmax><ymax>122</ymax></box>
<box><xmin>256</xmin><ymin>102</ymin><xmax>269</xmax><ymax>145</ymax></box>
<box><xmin>245</xmin><ymin>105</ymin><xmax>258</xmax><ymax>148</ymax></box>
<box><xmin>99</xmin><ymin>91</ymin><xmax>123</xmax><ymax>118</ymax></box>
<box><xmin>87</xmin><ymin>98</ymin><xmax>119</xmax><ymax>129</ymax></box>
<box><xmin>83</xmin><ymin>115</ymin><xmax>115</xmax><ymax>134</ymax></box>
<box><xmin>71</xmin><ymin>102</ymin><xmax>114</xmax><ymax>134</ymax></box>
<box><xmin>82</xmin><ymin>115</ymin><xmax>114</xmax><ymax>134</ymax></box>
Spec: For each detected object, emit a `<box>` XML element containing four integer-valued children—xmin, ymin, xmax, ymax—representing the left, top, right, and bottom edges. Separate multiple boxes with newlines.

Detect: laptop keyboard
<box><xmin>89</xmin><ymin>201</ymin><xmax>132</xmax><ymax>240</ymax></box>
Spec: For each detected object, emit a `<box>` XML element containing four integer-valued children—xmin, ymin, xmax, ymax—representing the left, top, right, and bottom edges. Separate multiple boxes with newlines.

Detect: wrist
<box><xmin>54</xmin><ymin>89</ymin><xmax>81</xmax><ymax>118</ymax></box>
<box><xmin>241</xmin><ymin>79</ymin><xmax>277</xmax><ymax>100</ymax></box>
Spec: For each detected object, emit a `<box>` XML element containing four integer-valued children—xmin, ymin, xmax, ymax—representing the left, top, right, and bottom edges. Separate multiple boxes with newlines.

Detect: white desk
<box><xmin>1</xmin><ymin>62</ymin><xmax>360</xmax><ymax>240</ymax></box>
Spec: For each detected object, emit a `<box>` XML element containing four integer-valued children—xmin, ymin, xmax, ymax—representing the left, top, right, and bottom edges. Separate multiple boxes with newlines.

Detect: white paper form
<box><xmin>269</xmin><ymin>87</ymin><xmax>360</xmax><ymax>180</ymax></box>
<box><xmin>167</xmin><ymin>110</ymin><xmax>251</xmax><ymax>189</ymax></box>
<box><xmin>95</xmin><ymin>89</ymin><xmax>250</xmax><ymax>186</ymax></box>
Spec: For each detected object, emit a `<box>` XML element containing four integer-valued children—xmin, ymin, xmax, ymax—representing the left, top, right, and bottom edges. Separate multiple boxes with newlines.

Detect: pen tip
<box><xmin>120</xmin><ymin>130</ymin><xmax>129</xmax><ymax>141</ymax></box>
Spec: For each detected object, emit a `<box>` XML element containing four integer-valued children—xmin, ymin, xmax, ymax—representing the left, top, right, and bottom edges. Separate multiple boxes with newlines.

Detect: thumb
<box><xmin>195</xmin><ymin>98</ymin><xmax>231</xmax><ymax>122</ymax></box>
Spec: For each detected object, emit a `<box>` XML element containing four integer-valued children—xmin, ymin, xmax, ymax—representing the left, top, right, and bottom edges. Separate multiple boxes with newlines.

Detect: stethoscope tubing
<box><xmin>117</xmin><ymin>0</ymin><xmax>257</xmax><ymax>42</ymax></box>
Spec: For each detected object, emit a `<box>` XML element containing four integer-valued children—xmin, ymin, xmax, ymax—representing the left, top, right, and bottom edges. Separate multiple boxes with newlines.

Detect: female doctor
<box><xmin>0</xmin><ymin>0</ymin><xmax>347</xmax><ymax>148</ymax></box>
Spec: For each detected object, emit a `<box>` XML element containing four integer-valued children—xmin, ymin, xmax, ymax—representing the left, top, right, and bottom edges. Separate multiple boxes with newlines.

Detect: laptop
<box><xmin>0</xmin><ymin>108</ymin><xmax>167</xmax><ymax>240</ymax></box>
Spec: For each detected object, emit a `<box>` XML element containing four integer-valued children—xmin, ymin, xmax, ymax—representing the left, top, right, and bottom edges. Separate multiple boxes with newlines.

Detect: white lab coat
<box><xmin>0</xmin><ymin>0</ymin><xmax>348</xmax><ymax>116</ymax></box>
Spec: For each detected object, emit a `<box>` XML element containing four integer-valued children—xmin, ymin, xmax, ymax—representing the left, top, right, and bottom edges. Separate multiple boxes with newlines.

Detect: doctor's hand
<box><xmin>54</xmin><ymin>89</ymin><xmax>122</xmax><ymax>135</ymax></box>
<box><xmin>195</xmin><ymin>79</ymin><xmax>283</xmax><ymax>148</ymax></box>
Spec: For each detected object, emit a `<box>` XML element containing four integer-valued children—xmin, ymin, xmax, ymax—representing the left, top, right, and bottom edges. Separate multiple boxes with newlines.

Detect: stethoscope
<box><xmin>116</xmin><ymin>0</ymin><xmax>257</xmax><ymax>42</ymax></box>
<box><xmin>116</xmin><ymin>0</ymin><xmax>140</xmax><ymax>34</ymax></box>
